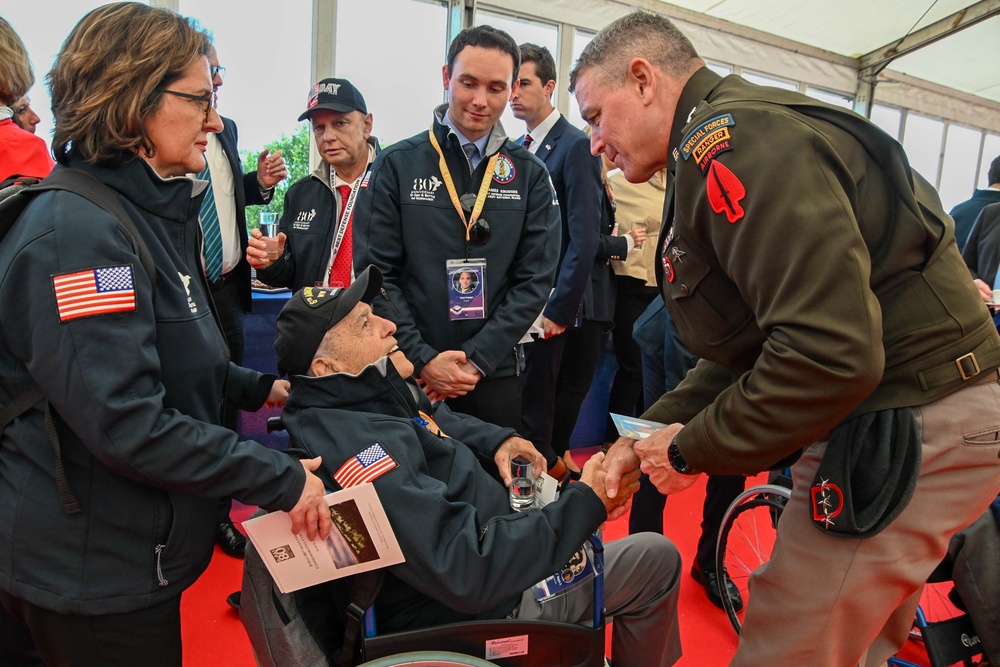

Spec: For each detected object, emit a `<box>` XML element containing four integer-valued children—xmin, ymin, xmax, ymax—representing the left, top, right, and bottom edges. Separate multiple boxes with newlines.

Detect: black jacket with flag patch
<box><xmin>0</xmin><ymin>155</ymin><xmax>305</xmax><ymax>615</ymax></box>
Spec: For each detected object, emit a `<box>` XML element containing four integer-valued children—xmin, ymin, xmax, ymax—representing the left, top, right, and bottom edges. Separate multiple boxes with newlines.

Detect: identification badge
<box><xmin>531</xmin><ymin>542</ymin><xmax>600</xmax><ymax>602</ymax></box>
<box><xmin>447</xmin><ymin>258</ymin><xmax>486</xmax><ymax>320</ymax></box>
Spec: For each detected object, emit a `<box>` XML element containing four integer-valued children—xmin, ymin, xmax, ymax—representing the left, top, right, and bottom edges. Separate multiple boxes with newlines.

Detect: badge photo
<box><xmin>446</xmin><ymin>258</ymin><xmax>487</xmax><ymax>321</ymax></box>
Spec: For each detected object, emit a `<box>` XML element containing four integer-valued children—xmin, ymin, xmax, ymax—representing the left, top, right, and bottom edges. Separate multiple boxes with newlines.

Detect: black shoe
<box><xmin>226</xmin><ymin>591</ymin><xmax>241</xmax><ymax>611</ymax></box>
<box><xmin>691</xmin><ymin>562</ymin><xmax>743</xmax><ymax>612</ymax></box>
<box><xmin>216</xmin><ymin>521</ymin><xmax>247</xmax><ymax>559</ymax></box>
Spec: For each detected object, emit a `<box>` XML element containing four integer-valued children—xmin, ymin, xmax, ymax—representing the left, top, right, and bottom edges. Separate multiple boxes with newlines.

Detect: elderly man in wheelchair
<box><xmin>243</xmin><ymin>266</ymin><xmax>682</xmax><ymax>667</ymax></box>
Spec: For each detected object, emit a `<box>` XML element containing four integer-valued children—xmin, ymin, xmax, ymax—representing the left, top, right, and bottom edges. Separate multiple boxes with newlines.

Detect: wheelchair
<box><xmin>355</xmin><ymin>534</ymin><xmax>607</xmax><ymax>667</ymax></box>
<box><xmin>714</xmin><ymin>472</ymin><xmax>987</xmax><ymax>667</ymax></box>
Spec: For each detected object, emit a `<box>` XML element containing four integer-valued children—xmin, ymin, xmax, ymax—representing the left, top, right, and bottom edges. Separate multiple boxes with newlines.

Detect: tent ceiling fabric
<box><xmin>654</xmin><ymin>0</ymin><xmax>1000</xmax><ymax>104</ymax></box>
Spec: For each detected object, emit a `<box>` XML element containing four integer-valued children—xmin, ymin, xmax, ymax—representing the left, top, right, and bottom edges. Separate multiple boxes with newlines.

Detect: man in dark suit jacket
<box><xmin>202</xmin><ymin>46</ymin><xmax>288</xmax><ymax>557</ymax></box>
<box><xmin>513</xmin><ymin>44</ymin><xmax>645</xmax><ymax>476</ymax></box>
<box><xmin>950</xmin><ymin>155</ymin><xmax>1000</xmax><ymax>253</ymax></box>
<box><xmin>962</xmin><ymin>202</ymin><xmax>1000</xmax><ymax>320</ymax></box>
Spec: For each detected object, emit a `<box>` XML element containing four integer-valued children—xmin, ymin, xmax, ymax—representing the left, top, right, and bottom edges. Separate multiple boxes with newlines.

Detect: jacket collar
<box><xmin>432</xmin><ymin>103</ymin><xmax>509</xmax><ymax>158</ymax></box>
<box><xmin>65</xmin><ymin>152</ymin><xmax>200</xmax><ymax>223</ymax></box>
<box><xmin>286</xmin><ymin>357</ymin><xmax>424</xmax><ymax>418</ymax></box>
<box><xmin>667</xmin><ymin>67</ymin><xmax>724</xmax><ymax>175</ymax></box>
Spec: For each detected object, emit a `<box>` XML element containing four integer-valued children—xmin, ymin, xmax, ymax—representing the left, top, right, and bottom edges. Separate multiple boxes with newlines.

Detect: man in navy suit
<box><xmin>513</xmin><ymin>44</ymin><xmax>645</xmax><ymax>475</ymax></box>
<box><xmin>201</xmin><ymin>45</ymin><xmax>288</xmax><ymax>557</ymax></box>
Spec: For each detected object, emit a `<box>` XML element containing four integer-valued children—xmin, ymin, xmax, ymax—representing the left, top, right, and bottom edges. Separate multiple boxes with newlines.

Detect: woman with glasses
<box><xmin>0</xmin><ymin>5</ymin><xmax>330</xmax><ymax>665</ymax></box>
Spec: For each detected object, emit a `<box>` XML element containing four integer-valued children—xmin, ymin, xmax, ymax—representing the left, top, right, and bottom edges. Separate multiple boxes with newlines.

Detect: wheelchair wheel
<box><xmin>715</xmin><ymin>484</ymin><xmax>791</xmax><ymax>635</ymax></box>
<box><xmin>356</xmin><ymin>650</ymin><xmax>499</xmax><ymax>666</ymax></box>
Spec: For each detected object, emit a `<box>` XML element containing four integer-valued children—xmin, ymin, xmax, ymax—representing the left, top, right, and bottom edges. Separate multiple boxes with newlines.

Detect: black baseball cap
<box><xmin>298</xmin><ymin>77</ymin><xmax>367</xmax><ymax>121</ymax></box>
<box><xmin>275</xmin><ymin>266</ymin><xmax>383</xmax><ymax>376</ymax></box>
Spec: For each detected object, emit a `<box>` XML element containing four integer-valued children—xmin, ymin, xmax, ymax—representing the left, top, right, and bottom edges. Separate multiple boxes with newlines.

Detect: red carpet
<box><xmin>180</xmin><ymin>451</ymin><xmax>933</xmax><ymax>666</ymax></box>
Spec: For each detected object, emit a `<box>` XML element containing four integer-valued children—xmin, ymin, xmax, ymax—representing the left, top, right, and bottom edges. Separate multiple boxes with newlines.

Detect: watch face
<box><xmin>668</xmin><ymin>438</ymin><xmax>691</xmax><ymax>474</ymax></box>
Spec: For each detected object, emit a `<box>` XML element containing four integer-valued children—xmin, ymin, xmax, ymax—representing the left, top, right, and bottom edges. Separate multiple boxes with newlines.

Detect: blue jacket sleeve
<box><xmin>544</xmin><ymin>139</ymin><xmax>604</xmax><ymax>326</ymax></box>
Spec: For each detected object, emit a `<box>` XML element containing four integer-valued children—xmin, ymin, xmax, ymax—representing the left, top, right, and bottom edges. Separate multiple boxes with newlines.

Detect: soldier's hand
<box><xmin>580</xmin><ymin>452</ymin><xmax>639</xmax><ymax>514</ymax></box>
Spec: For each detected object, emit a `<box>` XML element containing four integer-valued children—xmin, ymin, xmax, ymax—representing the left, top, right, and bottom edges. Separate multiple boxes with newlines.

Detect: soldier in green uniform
<box><xmin>570</xmin><ymin>11</ymin><xmax>1000</xmax><ymax>667</ymax></box>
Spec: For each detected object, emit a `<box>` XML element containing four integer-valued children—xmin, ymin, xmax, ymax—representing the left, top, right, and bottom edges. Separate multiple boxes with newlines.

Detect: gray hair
<box><xmin>569</xmin><ymin>11</ymin><xmax>700</xmax><ymax>93</ymax></box>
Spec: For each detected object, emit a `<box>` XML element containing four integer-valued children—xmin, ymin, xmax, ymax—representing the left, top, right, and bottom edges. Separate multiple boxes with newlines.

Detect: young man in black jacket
<box><xmin>353</xmin><ymin>26</ymin><xmax>561</xmax><ymax>443</ymax></box>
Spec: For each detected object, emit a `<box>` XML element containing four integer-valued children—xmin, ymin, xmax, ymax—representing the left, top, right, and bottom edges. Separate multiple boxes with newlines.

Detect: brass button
<box><xmin>680</xmin><ymin>284</ymin><xmax>689</xmax><ymax>294</ymax></box>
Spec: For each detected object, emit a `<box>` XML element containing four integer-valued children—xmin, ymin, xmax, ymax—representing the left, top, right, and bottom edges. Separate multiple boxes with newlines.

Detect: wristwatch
<box><xmin>667</xmin><ymin>436</ymin><xmax>693</xmax><ymax>475</ymax></box>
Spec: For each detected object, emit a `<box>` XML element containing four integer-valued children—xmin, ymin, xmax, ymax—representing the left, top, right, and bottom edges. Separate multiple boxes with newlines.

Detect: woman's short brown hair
<box><xmin>0</xmin><ymin>16</ymin><xmax>34</xmax><ymax>106</ymax></box>
<box><xmin>49</xmin><ymin>2</ymin><xmax>210</xmax><ymax>166</ymax></box>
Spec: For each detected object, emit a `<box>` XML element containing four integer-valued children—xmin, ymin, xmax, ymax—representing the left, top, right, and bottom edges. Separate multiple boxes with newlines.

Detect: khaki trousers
<box><xmin>731</xmin><ymin>375</ymin><xmax>1000</xmax><ymax>667</ymax></box>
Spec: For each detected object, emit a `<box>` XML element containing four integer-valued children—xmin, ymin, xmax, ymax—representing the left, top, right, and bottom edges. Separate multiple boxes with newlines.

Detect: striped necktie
<box><xmin>522</xmin><ymin>134</ymin><xmax>533</xmax><ymax>149</ymax></box>
<box><xmin>462</xmin><ymin>143</ymin><xmax>479</xmax><ymax>172</ymax></box>
<box><xmin>198</xmin><ymin>165</ymin><xmax>223</xmax><ymax>282</ymax></box>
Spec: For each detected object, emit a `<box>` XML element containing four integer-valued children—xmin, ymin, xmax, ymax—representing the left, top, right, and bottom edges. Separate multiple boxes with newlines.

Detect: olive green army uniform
<box><xmin>645</xmin><ymin>68</ymin><xmax>1000</xmax><ymax>666</ymax></box>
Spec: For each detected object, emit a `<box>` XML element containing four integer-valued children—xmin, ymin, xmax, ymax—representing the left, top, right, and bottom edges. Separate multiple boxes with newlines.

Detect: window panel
<box><xmin>567</xmin><ymin>29</ymin><xmax>596</xmax><ymax>129</ymax></box>
<box><xmin>179</xmin><ymin>0</ymin><xmax>312</xmax><ymax>153</ymax></box>
<box><xmin>475</xmin><ymin>10</ymin><xmax>558</xmax><ymax>140</ymax></box>
<box><xmin>902</xmin><ymin>113</ymin><xmax>944</xmax><ymax>185</ymax></box>
<box><xmin>335</xmin><ymin>0</ymin><xmax>447</xmax><ymax>146</ymax></box>
<box><xmin>870</xmin><ymin>104</ymin><xmax>902</xmax><ymax>140</ymax></box>
<box><xmin>707</xmin><ymin>62</ymin><xmax>733</xmax><ymax>77</ymax></box>
<box><xmin>741</xmin><ymin>71</ymin><xmax>797</xmax><ymax>91</ymax></box>
<box><xmin>938</xmin><ymin>124</ymin><xmax>983</xmax><ymax>211</ymax></box>
<box><xmin>805</xmin><ymin>87</ymin><xmax>853</xmax><ymax>110</ymax></box>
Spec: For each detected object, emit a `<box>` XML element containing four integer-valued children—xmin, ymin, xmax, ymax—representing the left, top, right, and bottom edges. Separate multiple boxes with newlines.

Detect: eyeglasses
<box><xmin>158</xmin><ymin>89</ymin><xmax>218</xmax><ymax>123</ymax></box>
<box><xmin>211</xmin><ymin>65</ymin><xmax>226</xmax><ymax>80</ymax></box>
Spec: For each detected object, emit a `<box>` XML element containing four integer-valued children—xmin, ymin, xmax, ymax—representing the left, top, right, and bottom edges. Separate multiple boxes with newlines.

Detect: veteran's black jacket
<box><xmin>281</xmin><ymin>359</ymin><xmax>606</xmax><ymax>631</ymax></box>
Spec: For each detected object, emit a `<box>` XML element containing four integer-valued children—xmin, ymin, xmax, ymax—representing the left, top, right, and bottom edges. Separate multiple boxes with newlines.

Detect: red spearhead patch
<box><xmin>706</xmin><ymin>160</ymin><xmax>746</xmax><ymax>223</ymax></box>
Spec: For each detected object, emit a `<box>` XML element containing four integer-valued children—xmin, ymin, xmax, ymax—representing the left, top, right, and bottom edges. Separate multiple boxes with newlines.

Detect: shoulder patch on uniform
<box><xmin>680</xmin><ymin>114</ymin><xmax>735</xmax><ymax>174</ymax></box>
<box><xmin>333</xmin><ymin>442</ymin><xmax>397</xmax><ymax>488</ymax></box>
<box><xmin>493</xmin><ymin>155</ymin><xmax>516</xmax><ymax>184</ymax></box>
<box><xmin>706</xmin><ymin>161</ymin><xmax>746</xmax><ymax>224</ymax></box>
<box><xmin>53</xmin><ymin>265</ymin><xmax>136</xmax><ymax>322</ymax></box>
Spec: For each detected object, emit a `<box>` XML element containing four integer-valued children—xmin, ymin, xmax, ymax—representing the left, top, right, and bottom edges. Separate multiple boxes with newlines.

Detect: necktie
<box><xmin>328</xmin><ymin>184</ymin><xmax>353</xmax><ymax>288</ymax></box>
<box><xmin>522</xmin><ymin>134</ymin><xmax>533</xmax><ymax>150</ymax></box>
<box><xmin>462</xmin><ymin>143</ymin><xmax>478</xmax><ymax>172</ymax></box>
<box><xmin>198</xmin><ymin>165</ymin><xmax>223</xmax><ymax>282</ymax></box>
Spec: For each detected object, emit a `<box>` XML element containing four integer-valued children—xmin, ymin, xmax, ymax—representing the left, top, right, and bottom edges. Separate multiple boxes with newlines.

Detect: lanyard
<box><xmin>328</xmin><ymin>169</ymin><xmax>363</xmax><ymax>268</ymax></box>
<box><xmin>428</xmin><ymin>128</ymin><xmax>499</xmax><ymax>242</ymax></box>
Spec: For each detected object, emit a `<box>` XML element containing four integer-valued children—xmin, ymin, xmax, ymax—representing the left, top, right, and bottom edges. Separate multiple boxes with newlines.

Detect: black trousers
<box><xmin>520</xmin><ymin>320</ymin><xmax>604</xmax><ymax>465</ymax></box>
<box><xmin>604</xmin><ymin>281</ymin><xmax>658</xmax><ymax>443</ymax></box>
<box><xmin>0</xmin><ymin>590</ymin><xmax>182</xmax><ymax>667</ymax></box>
<box><xmin>445</xmin><ymin>373</ymin><xmax>522</xmax><ymax>431</ymax></box>
<box><xmin>209</xmin><ymin>274</ymin><xmax>247</xmax><ymax>523</ymax></box>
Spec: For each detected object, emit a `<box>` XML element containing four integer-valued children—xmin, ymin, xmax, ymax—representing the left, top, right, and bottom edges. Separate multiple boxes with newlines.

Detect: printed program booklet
<box><xmin>610</xmin><ymin>413</ymin><xmax>668</xmax><ymax>440</ymax></box>
<box><xmin>243</xmin><ymin>483</ymin><xmax>404</xmax><ymax>594</ymax></box>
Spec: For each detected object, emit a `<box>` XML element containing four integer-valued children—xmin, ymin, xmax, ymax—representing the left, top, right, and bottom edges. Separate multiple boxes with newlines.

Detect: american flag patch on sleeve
<box><xmin>53</xmin><ymin>265</ymin><xmax>136</xmax><ymax>322</ymax></box>
<box><xmin>334</xmin><ymin>442</ymin><xmax>397</xmax><ymax>488</ymax></box>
